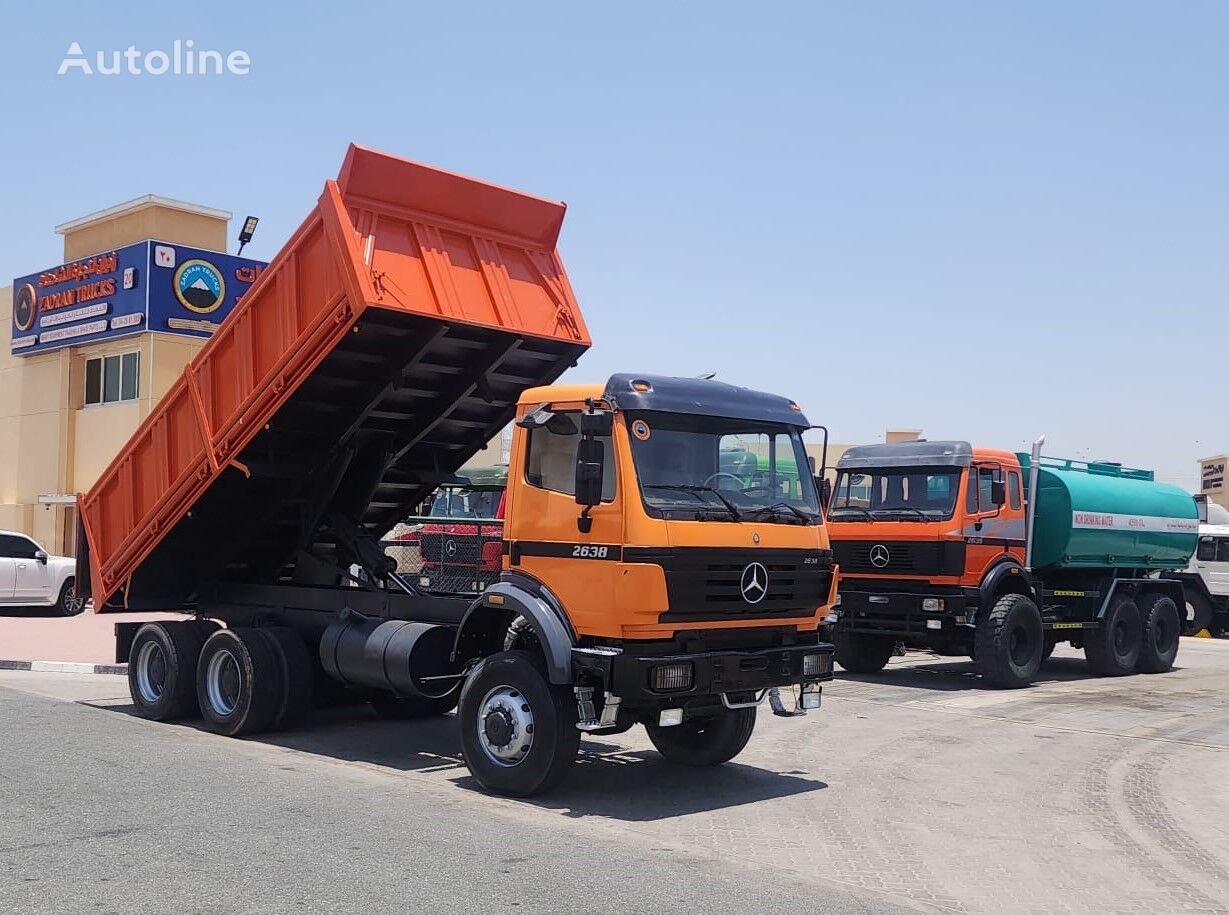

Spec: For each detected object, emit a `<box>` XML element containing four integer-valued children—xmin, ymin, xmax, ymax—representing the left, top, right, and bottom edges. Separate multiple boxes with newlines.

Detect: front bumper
<box><xmin>833</xmin><ymin>588</ymin><xmax>976</xmax><ymax>636</ymax></box>
<box><xmin>571</xmin><ymin>640</ymin><xmax>835</xmax><ymax>709</ymax></box>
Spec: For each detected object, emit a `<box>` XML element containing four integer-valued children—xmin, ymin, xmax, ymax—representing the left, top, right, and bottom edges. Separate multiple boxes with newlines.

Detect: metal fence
<box><xmin>382</xmin><ymin>516</ymin><xmax>504</xmax><ymax>595</ymax></box>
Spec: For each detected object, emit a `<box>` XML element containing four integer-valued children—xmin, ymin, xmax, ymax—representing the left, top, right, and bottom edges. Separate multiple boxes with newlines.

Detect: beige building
<box><xmin>1</xmin><ymin>197</ymin><xmax>248</xmax><ymax>555</ymax></box>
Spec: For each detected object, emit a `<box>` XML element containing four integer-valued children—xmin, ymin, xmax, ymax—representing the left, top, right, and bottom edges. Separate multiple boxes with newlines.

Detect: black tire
<box><xmin>1137</xmin><ymin>593</ymin><xmax>1181</xmax><ymax>674</ymax></box>
<box><xmin>645</xmin><ymin>707</ymin><xmax>756</xmax><ymax>766</ymax></box>
<box><xmin>832</xmin><ymin>630</ymin><xmax>894</xmax><ymax>674</ymax></box>
<box><xmin>196</xmin><ymin>628</ymin><xmax>281</xmax><ymax>736</ymax></box>
<box><xmin>370</xmin><ymin>691</ymin><xmax>458</xmax><ymax>720</ymax></box>
<box><xmin>255</xmin><ymin>627</ymin><xmax>314</xmax><ymax>730</ymax></box>
<box><xmin>458</xmin><ymin>651</ymin><xmax>579</xmax><ymax>797</ymax></box>
<box><xmin>128</xmin><ymin>622</ymin><xmax>207</xmax><ymax>721</ymax></box>
<box><xmin>1183</xmin><ymin>592</ymin><xmax>1214</xmax><ymax>636</ymax></box>
<box><xmin>1085</xmin><ymin>595</ymin><xmax>1143</xmax><ymax>676</ymax></box>
<box><xmin>55</xmin><ymin>578</ymin><xmax>86</xmax><ymax>616</ymax></box>
<box><xmin>975</xmin><ymin>593</ymin><xmax>1044</xmax><ymax>689</ymax></box>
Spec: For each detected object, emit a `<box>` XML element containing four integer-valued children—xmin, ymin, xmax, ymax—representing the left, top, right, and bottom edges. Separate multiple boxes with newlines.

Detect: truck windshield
<box><xmin>828</xmin><ymin>467</ymin><xmax>961</xmax><ymax>521</ymax></box>
<box><xmin>626</xmin><ymin>411</ymin><xmax>821</xmax><ymax>523</ymax></box>
<box><xmin>427</xmin><ymin>486</ymin><xmax>502</xmax><ymax>520</ymax></box>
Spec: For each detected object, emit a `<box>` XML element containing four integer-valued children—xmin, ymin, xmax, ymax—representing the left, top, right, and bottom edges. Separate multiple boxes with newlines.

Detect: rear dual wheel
<box><xmin>1085</xmin><ymin>596</ymin><xmax>1143</xmax><ymax>676</ymax></box>
<box><xmin>196</xmin><ymin>626</ymin><xmax>313</xmax><ymax>736</ymax></box>
<box><xmin>128</xmin><ymin>620</ymin><xmax>217</xmax><ymax>720</ymax></box>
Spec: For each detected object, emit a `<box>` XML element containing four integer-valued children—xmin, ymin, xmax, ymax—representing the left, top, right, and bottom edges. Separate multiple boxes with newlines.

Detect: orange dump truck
<box><xmin>77</xmin><ymin>145</ymin><xmax>837</xmax><ymax>795</ymax></box>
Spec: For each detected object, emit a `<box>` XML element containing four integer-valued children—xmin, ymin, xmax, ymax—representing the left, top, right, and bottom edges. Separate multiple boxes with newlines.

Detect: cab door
<box><xmin>963</xmin><ymin>463</ymin><xmax>1025</xmax><ymax>578</ymax></box>
<box><xmin>504</xmin><ymin>404</ymin><xmax>622</xmax><ymax>634</ymax></box>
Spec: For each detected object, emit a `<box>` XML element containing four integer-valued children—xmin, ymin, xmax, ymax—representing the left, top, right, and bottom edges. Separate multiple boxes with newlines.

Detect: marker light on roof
<box><xmin>631</xmin><ymin>380</ymin><xmax>652</xmax><ymax>393</ymax></box>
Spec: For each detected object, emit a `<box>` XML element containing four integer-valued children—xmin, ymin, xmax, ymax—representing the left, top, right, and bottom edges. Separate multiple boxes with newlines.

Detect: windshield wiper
<box><xmin>829</xmin><ymin>505</ymin><xmax>872</xmax><ymax>520</ymax></box>
<box><xmin>873</xmin><ymin>507</ymin><xmax>929</xmax><ymax>520</ymax></box>
<box><xmin>643</xmin><ymin>484</ymin><xmax>743</xmax><ymax>521</ymax></box>
<box><xmin>748</xmin><ymin>502</ymin><xmax>812</xmax><ymax>524</ymax></box>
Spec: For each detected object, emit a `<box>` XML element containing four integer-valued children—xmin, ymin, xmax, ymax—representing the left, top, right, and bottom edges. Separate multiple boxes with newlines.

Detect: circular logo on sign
<box><xmin>13</xmin><ymin>283</ymin><xmax>37</xmax><ymax>332</ymax></box>
<box><xmin>631</xmin><ymin>419</ymin><xmax>651</xmax><ymax>441</ymax></box>
<box><xmin>869</xmin><ymin>544</ymin><xmax>891</xmax><ymax>568</ymax></box>
<box><xmin>174</xmin><ymin>259</ymin><xmax>226</xmax><ymax>314</ymax></box>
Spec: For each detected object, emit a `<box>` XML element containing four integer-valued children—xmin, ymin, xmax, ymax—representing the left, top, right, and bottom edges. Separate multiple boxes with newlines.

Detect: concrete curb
<box><xmin>0</xmin><ymin>659</ymin><xmax>126</xmax><ymax>675</ymax></box>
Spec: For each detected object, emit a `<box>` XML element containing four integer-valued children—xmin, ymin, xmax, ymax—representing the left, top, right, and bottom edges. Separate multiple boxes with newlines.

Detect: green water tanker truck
<box><xmin>825</xmin><ymin>436</ymin><xmax>1199</xmax><ymax>687</ymax></box>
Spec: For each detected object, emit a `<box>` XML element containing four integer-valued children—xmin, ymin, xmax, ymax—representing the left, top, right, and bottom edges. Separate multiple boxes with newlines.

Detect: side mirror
<box><xmin>34</xmin><ymin>550</ymin><xmax>48</xmax><ymax>565</ymax></box>
<box><xmin>990</xmin><ymin>479</ymin><xmax>1006</xmax><ymax>507</ymax></box>
<box><xmin>575</xmin><ymin>437</ymin><xmax>605</xmax><ymax>508</ymax></box>
<box><xmin>816</xmin><ymin>477</ymin><xmax>832</xmax><ymax>511</ymax></box>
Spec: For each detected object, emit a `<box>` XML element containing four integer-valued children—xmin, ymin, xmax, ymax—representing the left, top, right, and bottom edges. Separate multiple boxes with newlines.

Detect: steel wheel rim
<box><xmin>477</xmin><ymin>685</ymin><xmax>534</xmax><ymax>767</ymax></box>
<box><xmin>134</xmin><ymin>640</ymin><xmax>167</xmax><ymax>704</ymax></box>
<box><xmin>206</xmin><ymin>648</ymin><xmax>242</xmax><ymax>716</ymax></box>
<box><xmin>64</xmin><ymin>584</ymin><xmax>85</xmax><ymax>614</ymax></box>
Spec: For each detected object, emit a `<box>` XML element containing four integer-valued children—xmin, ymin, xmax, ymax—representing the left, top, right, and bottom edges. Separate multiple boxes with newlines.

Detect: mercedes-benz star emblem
<box><xmin>445</xmin><ymin>540</ymin><xmax>458</xmax><ymax>558</ymax></box>
<box><xmin>869</xmin><ymin>544</ymin><xmax>891</xmax><ymax>568</ymax></box>
<box><xmin>740</xmin><ymin>562</ymin><xmax>769</xmax><ymax>604</ymax></box>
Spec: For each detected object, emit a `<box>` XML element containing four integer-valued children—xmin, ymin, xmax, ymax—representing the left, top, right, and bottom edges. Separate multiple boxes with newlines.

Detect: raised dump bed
<box><xmin>78</xmin><ymin>145</ymin><xmax>589</xmax><ymax>611</ymax></box>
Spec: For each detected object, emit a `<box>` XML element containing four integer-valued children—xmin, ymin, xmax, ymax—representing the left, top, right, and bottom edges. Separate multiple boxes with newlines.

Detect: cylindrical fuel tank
<box><xmin>1018</xmin><ymin>454</ymin><xmax>1198</xmax><ymax>571</ymax></box>
<box><xmin>320</xmin><ymin>614</ymin><xmax>460</xmax><ymax>699</ymax></box>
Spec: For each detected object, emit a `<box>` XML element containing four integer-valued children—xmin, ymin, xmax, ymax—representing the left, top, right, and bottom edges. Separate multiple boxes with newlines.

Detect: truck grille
<box><xmin>832</xmin><ymin>540</ymin><xmax>965</xmax><ymax>577</ymax></box>
<box><xmin>624</xmin><ymin>548</ymin><xmax>833</xmax><ymax>622</ymax></box>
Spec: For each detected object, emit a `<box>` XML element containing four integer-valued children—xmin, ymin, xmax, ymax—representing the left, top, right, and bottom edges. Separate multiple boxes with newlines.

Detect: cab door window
<box><xmin>524</xmin><ymin>413</ymin><xmax>615</xmax><ymax>502</ymax></box>
<box><xmin>965</xmin><ymin>466</ymin><xmax>1000</xmax><ymax>514</ymax></box>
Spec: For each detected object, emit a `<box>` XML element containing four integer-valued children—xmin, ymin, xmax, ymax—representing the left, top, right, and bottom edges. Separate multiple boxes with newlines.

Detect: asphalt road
<box><xmin>0</xmin><ymin>675</ymin><xmax>903</xmax><ymax>915</ymax></box>
<box><xmin>3</xmin><ymin>638</ymin><xmax>1229</xmax><ymax>914</ymax></box>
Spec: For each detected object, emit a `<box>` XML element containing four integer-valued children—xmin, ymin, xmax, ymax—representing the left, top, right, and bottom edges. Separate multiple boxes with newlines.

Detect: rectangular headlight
<box><xmin>922</xmin><ymin>597</ymin><xmax>944</xmax><ymax>612</ymax></box>
<box><xmin>651</xmin><ymin>662</ymin><xmax>694</xmax><ymax>691</ymax></box>
<box><xmin>802</xmin><ymin>652</ymin><xmax>831</xmax><ymax>677</ymax></box>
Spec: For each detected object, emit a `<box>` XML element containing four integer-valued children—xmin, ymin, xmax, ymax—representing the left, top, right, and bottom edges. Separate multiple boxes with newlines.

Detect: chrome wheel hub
<box><xmin>205</xmin><ymin>648</ymin><xmax>241</xmax><ymax>716</ymax></box>
<box><xmin>477</xmin><ymin>685</ymin><xmax>534</xmax><ymax>767</ymax></box>
<box><xmin>134</xmin><ymin>640</ymin><xmax>166</xmax><ymax>704</ymax></box>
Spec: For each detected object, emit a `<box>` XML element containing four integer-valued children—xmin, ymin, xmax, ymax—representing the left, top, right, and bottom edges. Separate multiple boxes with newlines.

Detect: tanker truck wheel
<box><xmin>1137</xmin><ymin>594</ymin><xmax>1181</xmax><ymax>674</ymax></box>
<box><xmin>646</xmin><ymin>707</ymin><xmax>756</xmax><ymax>767</ymax></box>
<box><xmin>128</xmin><ymin>621</ymin><xmax>210</xmax><ymax>721</ymax></box>
<box><xmin>833</xmin><ymin>631</ymin><xmax>894</xmax><ymax>674</ymax></box>
<box><xmin>1085</xmin><ymin>595</ymin><xmax>1142</xmax><ymax>676</ymax></box>
<box><xmin>974</xmin><ymin>594</ymin><xmax>1044</xmax><ymax>688</ymax></box>
<box><xmin>458</xmin><ymin>650</ymin><xmax>580</xmax><ymax>797</ymax></box>
<box><xmin>196</xmin><ymin>628</ymin><xmax>281</xmax><ymax>737</ymax></box>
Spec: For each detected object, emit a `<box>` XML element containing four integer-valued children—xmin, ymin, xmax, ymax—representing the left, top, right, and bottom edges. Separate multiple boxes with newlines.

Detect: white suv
<box><xmin>0</xmin><ymin>530</ymin><xmax>84</xmax><ymax>616</ymax></box>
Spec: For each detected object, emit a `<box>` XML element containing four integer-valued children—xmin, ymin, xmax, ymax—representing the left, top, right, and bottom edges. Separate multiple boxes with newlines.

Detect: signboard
<box><xmin>1201</xmin><ymin>456</ymin><xmax>1226</xmax><ymax>494</ymax></box>
<box><xmin>10</xmin><ymin>241</ymin><xmax>266</xmax><ymax>356</ymax></box>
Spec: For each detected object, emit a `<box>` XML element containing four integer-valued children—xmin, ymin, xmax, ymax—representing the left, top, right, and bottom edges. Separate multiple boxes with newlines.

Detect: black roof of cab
<box><xmin>602</xmin><ymin>374</ymin><xmax>810</xmax><ymax>427</ymax></box>
<box><xmin>837</xmin><ymin>440</ymin><xmax>973</xmax><ymax>469</ymax></box>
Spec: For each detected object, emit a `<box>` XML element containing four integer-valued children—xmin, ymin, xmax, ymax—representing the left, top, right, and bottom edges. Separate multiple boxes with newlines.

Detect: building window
<box><xmin>85</xmin><ymin>352</ymin><xmax>139</xmax><ymax>406</ymax></box>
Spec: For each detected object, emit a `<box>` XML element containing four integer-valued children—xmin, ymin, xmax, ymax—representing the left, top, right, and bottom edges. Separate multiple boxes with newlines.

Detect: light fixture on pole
<box><xmin>237</xmin><ymin>216</ymin><xmax>259</xmax><ymax>256</ymax></box>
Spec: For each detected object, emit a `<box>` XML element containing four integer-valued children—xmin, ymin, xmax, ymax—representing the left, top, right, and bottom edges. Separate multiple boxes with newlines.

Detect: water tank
<box><xmin>1018</xmin><ymin>454</ymin><xmax>1198</xmax><ymax>571</ymax></box>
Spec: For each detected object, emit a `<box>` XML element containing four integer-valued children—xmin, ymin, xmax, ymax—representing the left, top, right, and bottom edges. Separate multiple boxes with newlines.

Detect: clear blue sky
<box><xmin>2</xmin><ymin>1</ymin><xmax>1225</xmax><ymax>489</ymax></box>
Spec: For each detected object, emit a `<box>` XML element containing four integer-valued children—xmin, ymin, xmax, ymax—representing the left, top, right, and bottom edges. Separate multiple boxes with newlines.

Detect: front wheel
<box><xmin>646</xmin><ymin>707</ymin><xmax>756</xmax><ymax>766</ymax></box>
<box><xmin>975</xmin><ymin>593</ymin><xmax>1044</xmax><ymax>688</ymax></box>
<box><xmin>458</xmin><ymin>651</ymin><xmax>579</xmax><ymax>797</ymax></box>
